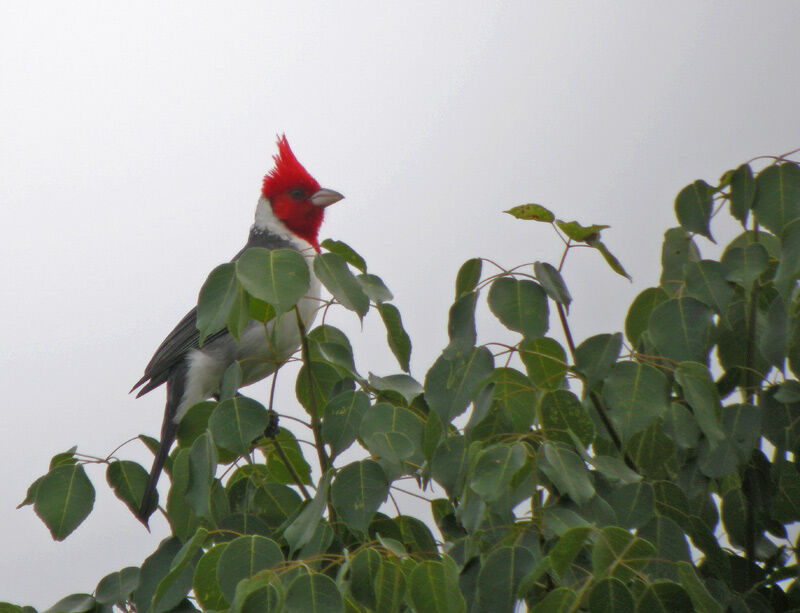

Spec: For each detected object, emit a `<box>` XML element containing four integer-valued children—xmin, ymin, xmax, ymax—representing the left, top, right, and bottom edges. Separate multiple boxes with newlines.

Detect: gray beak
<box><xmin>310</xmin><ymin>188</ymin><xmax>344</xmax><ymax>208</ymax></box>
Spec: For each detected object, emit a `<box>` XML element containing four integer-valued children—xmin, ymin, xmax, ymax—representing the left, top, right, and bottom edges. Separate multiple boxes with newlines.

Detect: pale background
<box><xmin>2</xmin><ymin>1</ymin><xmax>800</xmax><ymax>607</ymax></box>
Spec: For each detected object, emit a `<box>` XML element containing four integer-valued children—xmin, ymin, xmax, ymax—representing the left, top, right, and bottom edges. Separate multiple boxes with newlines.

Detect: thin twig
<box><xmin>266</xmin><ymin>370</ymin><xmax>312</xmax><ymax>500</ymax></box>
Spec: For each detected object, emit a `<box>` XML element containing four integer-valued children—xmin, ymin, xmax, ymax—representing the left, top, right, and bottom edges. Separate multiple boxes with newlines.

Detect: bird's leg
<box><xmin>264</xmin><ymin>410</ymin><xmax>280</xmax><ymax>438</ymax></box>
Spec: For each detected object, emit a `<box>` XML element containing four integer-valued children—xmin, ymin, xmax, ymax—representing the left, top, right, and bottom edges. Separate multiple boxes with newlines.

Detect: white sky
<box><xmin>2</xmin><ymin>1</ymin><xmax>800</xmax><ymax>607</ymax></box>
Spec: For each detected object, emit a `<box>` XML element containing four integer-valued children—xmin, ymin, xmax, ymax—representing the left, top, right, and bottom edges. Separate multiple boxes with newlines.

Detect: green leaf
<box><xmin>368</xmin><ymin>373</ymin><xmax>424</xmax><ymax>404</ymax></box>
<box><xmin>729</xmin><ymin>163</ymin><xmax>755</xmax><ymax>224</ymax></box>
<box><xmin>477</xmin><ymin>546</ymin><xmax>535</xmax><ymax>612</ymax></box>
<box><xmin>314</xmin><ymin>252</ymin><xmax>369</xmax><ymax>318</ymax></box>
<box><xmin>360</xmin><ymin>402</ymin><xmax>424</xmax><ymax>466</ymax></box>
<box><xmin>321</xmin><ymin>238</ymin><xmax>367</xmax><ymax>273</ymax></box>
<box><xmin>378</xmin><ymin>303</ymin><xmax>411</xmax><ymax>372</ymax></box>
<box><xmin>134</xmin><ymin>538</ymin><xmax>193</xmax><ymax>613</ymax></box>
<box><xmin>624</xmin><ymin>287</ymin><xmax>668</xmax><ymax>345</ymax></box>
<box><xmin>255</xmin><ymin>482</ymin><xmax>303</xmax><ymax>528</ymax></box>
<box><xmin>531</xmin><ymin>588</ymin><xmax>577</xmax><ymax>612</ymax></box>
<box><xmin>446</xmin><ymin>291</ymin><xmax>477</xmax><ymax>353</ymax></box>
<box><xmin>95</xmin><ymin>567</ymin><xmax>140</xmax><ymax>605</ymax></box>
<box><xmin>374</xmin><ymin>556</ymin><xmax>406</xmax><ymax>613</ymax></box>
<box><xmin>296</xmin><ymin>360</ymin><xmax>343</xmax><ymax>417</ymax></box>
<box><xmin>548</xmin><ymin>526</ymin><xmax>592</xmax><ymax>577</ymax></box>
<box><xmin>698</xmin><ymin>403</ymin><xmax>761</xmax><ymax>478</ymax></box>
<box><xmin>556</xmin><ymin>219</ymin><xmax>609</xmax><ymax>241</ymax></box>
<box><xmin>18</xmin><ymin>475</ymin><xmax>43</xmax><ymax>509</ymax></box>
<box><xmin>588</xmin><ymin>578</ymin><xmax>634</xmax><ymax>613</ymax></box>
<box><xmin>487</xmin><ymin>277</ymin><xmax>549</xmax><ymax>339</ymax></box>
<box><xmin>648</xmin><ymin>297</ymin><xmax>713</xmax><ymax>363</ymax></box>
<box><xmin>286</xmin><ymin>573</ymin><xmax>343</xmax><ymax>613</ymax></box>
<box><xmin>331</xmin><ymin>460</ymin><xmax>389</xmax><ymax>531</ymax></box>
<box><xmin>504</xmin><ymin>203</ymin><xmax>554</xmax><ymax>222</ymax></box>
<box><xmin>489</xmin><ymin>367</ymin><xmax>537</xmax><ymax>432</ymax></box>
<box><xmin>349</xmin><ymin>548</ymin><xmax>381</xmax><ymax>609</ymax></box>
<box><xmin>322</xmin><ymin>390</ymin><xmax>369</xmax><ymax>458</ymax></box>
<box><xmin>660</xmin><ymin>228</ymin><xmax>700</xmax><ymax>296</ymax></box>
<box><xmin>587</xmin><ymin>455</ymin><xmax>640</xmax><ymax>485</ymax></box>
<box><xmin>661</xmin><ymin>402</ymin><xmax>700</xmax><ymax>449</ymax></box>
<box><xmin>185</xmin><ymin>432</ymin><xmax>217</xmax><ymax>521</ymax></box>
<box><xmin>772</xmin><ymin>460</ymin><xmax>800</xmax><ymax>523</ymax></box>
<box><xmin>196</xmin><ymin>262</ymin><xmax>239</xmax><ymax>344</ymax></box>
<box><xmin>637</xmin><ymin>581</ymin><xmax>694</xmax><ymax>613</ymax></box>
<box><xmin>519</xmin><ymin>337</ymin><xmax>567</xmax><ymax>390</ymax></box>
<box><xmin>602</xmin><ymin>361</ymin><xmax>670</xmax><ymax>439</ymax></box>
<box><xmin>455</xmin><ymin>258</ymin><xmax>482</xmax><ymax>298</ymax></box>
<box><xmin>774</xmin><ymin>217</ymin><xmax>800</xmax><ymax>298</ymax></box>
<box><xmin>591</xmin><ymin>526</ymin><xmax>655</xmax><ymax>582</ymax></box>
<box><xmin>542</xmin><ymin>506</ymin><xmax>591</xmax><ymax>536</ymax></box>
<box><xmin>216</xmin><ymin>535</ymin><xmax>283</xmax><ymax>603</ymax></box>
<box><xmin>539</xmin><ymin>442</ymin><xmax>595</xmax><ymax>504</ymax></box>
<box><xmin>356</xmin><ymin>273</ymin><xmax>393</xmax><ymax>303</ymax></box>
<box><xmin>675</xmin><ymin>180</ymin><xmax>714</xmax><ymax>241</ymax></box>
<box><xmin>225</xmin><ymin>284</ymin><xmax>249</xmax><ymax>341</ymax></box>
<box><xmin>284</xmin><ymin>471</ymin><xmax>332</xmax><ymax>552</ymax></box>
<box><xmin>106</xmin><ymin>460</ymin><xmax>148</xmax><ymax>516</ymax></box>
<box><xmin>34</xmin><ymin>464</ymin><xmax>95</xmax><ymax>541</ymax></box>
<box><xmin>721</xmin><ymin>243</ymin><xmax>769</xmax><ymax>289</ymax></box>
<box><xmin>752</xmin><ymin>162</ymin><xmax>800</xmax><ymax>235</ymax></box>
<box><xmin>534</xmin><ymin>261</ymin><xmax>572</xmax><ymax>307</ymax></box>
<box><xmin>424</xmin><ymin>347</ymin><xmax>494</xmax><ymax>423</ymax></box>
<box><xmin>153</xmin><ymin>527</ymin><xmax>207</xmax><ymax>609</ymax></box>
<box><xmin>208</xmin><ymin>396</ymin><xmax>269</xmax><ymax>456</ymax></box>
<box><xmin>231</xmin><ymin>573</ymin><xmax>281</xmax><ymax>613</ymax></box>
<box><xmin>540</xmin><ymin>390</ymin><xmax>595</xmax><ymax>447</ymax></box>
<box><xmin>588</xmin><ymin>238</ymin><xmax>632</xmax><ymax>280</ymax></box>
<box><xmin>676</xmin><ymin>562</ymin><xmax>723</xmax><ymax>613</ymax></box>
<box><xmin>674</xmin><ymin>362</ymin><xmax>725</xmax><ymax>444</ymax></box>
<box><xmin>760</xmin><ymin>295</ymin><xmax>789</xmax><ymax>369</ymax></box>
<box><xmin>246</xmin><ymin>294</ymin><xmax>276</xmax><ymax>323</ymax></box>
<box><xmin>409</xmin><ymin>560</ymin><xmax>466</xmax><ymax>613</ymax></box>
<box><xmin>219</xmin><ymin>362</ymin><xmax>243</xmax><ymax>400</ymax></box>
<box><xmin>262</xmin><ymin>428</ymin><xmax>312</xmax><ymax>485</ymax></box>
<box><xmin>683</xmin><ymin>260</ymin><xmax>734</xmax><ymax>318</ymax></box>
<box><xmin>638</xmin><ymin>516</ymin><xmax>691</xmax><ymax>581</ymax></box>
<box><xmin>177</xmin><ymin>401</ymin><xmax>217</xmax><ymax>448</ymax></box>
<box><xmin>470</xmin><ymin>443</ymin><xmax>527</xmax><ymax>503</ymax></box>
<box><xmin>609</xmin><ymin>481</ymin><xmax>653</xmax><ymax>529</ymax></box>
<box><xmin>625</xmin><ymin>424</ymin><xmax>676</xmax><ymax>479</ymax></box>
<box><xmin>41</xmin><ymin>594</ymin><xmax>96</xmax><ymax>613</ymax></box>
<box><xmin>236</xmin><ymin>247</ymin><xmax>311</xmax><ymax>314</ymax></box>
<box><xmin>574</xmin><ymin>333</ymin><xmax>622</xmax><ymax>389</ymax></box>
<box><xmin>762</xmin><ymin>387</ymin><xmax>800</xmax><ymax>449</ymax></box>
<box><xmin>192</xmin><ymin>544</ymin><xmax>229</xmax><ymax>611</ymax></box>
<box><xmin>721</xmin><ymin>488</ymin><xmax>751</xmax><ymax>549</ymax></box>
<box><xmin>165</xmin><ymin>450</ymin><xmax>199</xmax><ymax>542</ymax></box>
<box><xmin>431</xmin><ymin>436</ymin><xmax>468</xmax><ymax>498</ymax></box>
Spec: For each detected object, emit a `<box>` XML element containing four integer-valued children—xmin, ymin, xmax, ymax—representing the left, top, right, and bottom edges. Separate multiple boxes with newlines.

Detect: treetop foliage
<box><xmin>7</xmin><ymin>150</ymin><xmax>800</xmax><ymax>612</ymax></box>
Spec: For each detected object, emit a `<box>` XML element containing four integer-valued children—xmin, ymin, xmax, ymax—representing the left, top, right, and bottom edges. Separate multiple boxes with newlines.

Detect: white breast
<box><xmin>175</xmin><ymin>241</ymin><xmax>322</xmax><ymax>421</ymax></box>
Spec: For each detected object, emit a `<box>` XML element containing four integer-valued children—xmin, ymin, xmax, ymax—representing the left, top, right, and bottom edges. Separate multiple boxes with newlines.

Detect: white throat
<box><xmin>252</xmin><ymin>196</ymin><xmax>315</xmax><ymax>252</ymax></box>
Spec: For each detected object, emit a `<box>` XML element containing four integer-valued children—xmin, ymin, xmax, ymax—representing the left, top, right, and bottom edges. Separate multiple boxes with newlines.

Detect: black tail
<box><xmin>137</xmin><ymin>363</ymin><xmax>186</xmax><ymax>525</ymax></box>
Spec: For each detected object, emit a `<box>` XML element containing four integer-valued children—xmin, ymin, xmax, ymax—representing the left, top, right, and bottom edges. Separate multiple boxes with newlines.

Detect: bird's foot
<box><xmin>264</xmin><ymin>410</ymin><xmax>280</xmax><ymax>438</ymax></box>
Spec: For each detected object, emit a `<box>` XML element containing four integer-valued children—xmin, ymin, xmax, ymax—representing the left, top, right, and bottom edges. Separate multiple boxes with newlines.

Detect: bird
<box><xmin>130</xmin><ymin>136</ymin><xmax>343</xmax><ymax>524</ymax></box>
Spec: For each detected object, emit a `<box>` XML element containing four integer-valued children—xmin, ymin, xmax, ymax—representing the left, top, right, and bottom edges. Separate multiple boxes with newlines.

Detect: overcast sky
<box><xmin>3</xmin><ymin>1</ymin><xmax>800</xmax><ymax>607</ymax></box>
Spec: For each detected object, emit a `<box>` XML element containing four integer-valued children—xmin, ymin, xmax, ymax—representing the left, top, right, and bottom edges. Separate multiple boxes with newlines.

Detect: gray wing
<box><xmin>131</xmin><ymin>227</ymin><xmax>299</xmax><ymax>397</ymax></box>
<box><xmin>130</xmin><ymin>308</ymin><xmax>229</xmax><ymax>397</ymax></box>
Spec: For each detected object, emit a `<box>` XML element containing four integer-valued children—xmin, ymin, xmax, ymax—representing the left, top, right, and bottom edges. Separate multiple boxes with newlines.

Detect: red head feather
<box><xmin>261</xmin><ymin>135</ymin><xmax>325</xmax><ymax>250</ymax></box>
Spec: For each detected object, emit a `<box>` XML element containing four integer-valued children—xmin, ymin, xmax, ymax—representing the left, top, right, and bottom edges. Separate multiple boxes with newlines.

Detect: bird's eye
<box><xmin>289</xmin><ymin>188</ymin><xmax>305</xmax><ymax>200</ymax></box>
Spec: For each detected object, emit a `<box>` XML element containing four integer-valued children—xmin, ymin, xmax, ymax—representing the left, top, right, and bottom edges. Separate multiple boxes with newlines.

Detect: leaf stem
<box><xmin>294</xmin><ymin>306</ymin><xmax>331</xmax><ymax>475</ymax></box>
<box><xmin>267</xmin><ymin>371</ymin><xmax>312</xmax><ymax>501</ymax></box>
<box><xmin>557</xmin><ymin>302</ymin><xmax>635</xmax><ymax>469</ymax></box>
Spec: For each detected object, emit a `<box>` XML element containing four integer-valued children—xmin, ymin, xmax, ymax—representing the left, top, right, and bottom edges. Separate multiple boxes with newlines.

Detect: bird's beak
<box><xmin>310</xmin><ymin>188</ymin><xmax>344</xmax><ymax>208</ymax></box>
